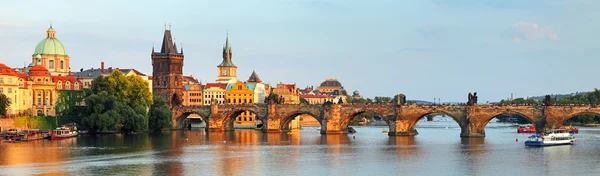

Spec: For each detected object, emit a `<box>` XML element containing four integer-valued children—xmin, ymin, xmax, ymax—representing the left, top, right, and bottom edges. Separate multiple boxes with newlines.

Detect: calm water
<box><xmin>2</xmin><ymin>120</ymin><xmax>600</xmax><ymax>176</ymax></box>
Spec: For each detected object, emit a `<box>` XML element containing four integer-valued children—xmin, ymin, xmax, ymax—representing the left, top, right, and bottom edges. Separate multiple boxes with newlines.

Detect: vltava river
<box><xmin>2</xmin><ymin>120</ymin><xmax>600</xmax><ymax>176</ymax></box>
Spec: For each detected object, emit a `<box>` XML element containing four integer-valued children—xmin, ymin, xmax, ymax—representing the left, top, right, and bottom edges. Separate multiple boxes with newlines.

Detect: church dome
<box><xmin>320</xmin><ymin>78</ymin><xmax>342</xmax><ymax>87</ymax></box>
<box><xmin>33</xmin><ymin>26</ymin><xmax>68</xmax><ymax>56</ymax></box>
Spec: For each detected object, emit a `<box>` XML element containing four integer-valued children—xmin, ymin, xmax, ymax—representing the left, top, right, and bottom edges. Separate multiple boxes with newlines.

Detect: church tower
<box><xmin>216</xmin><ymin>33</ymin><xmax>237</xmax><ymax>83</ymax></box>
<box><xmin>152</xmin><ymin>27</ymin><xmax>184</xmax><ymax>107</ymax></box>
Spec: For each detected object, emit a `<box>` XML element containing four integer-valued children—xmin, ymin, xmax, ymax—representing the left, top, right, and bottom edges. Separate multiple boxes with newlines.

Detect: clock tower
<box><xmin>216</xmin><ymin>33</ymin><xmax>237</xmax><ymax>83</ymax></box>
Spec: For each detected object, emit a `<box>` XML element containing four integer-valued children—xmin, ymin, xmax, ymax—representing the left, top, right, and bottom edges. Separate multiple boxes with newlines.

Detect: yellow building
<box><xmin>0</xmin><ymin>64</ymin><xmax>31</xmax><ymax>116</ymax></box>
<box><xmin>271</xmin><ymin>82</ymin><xmax>300</xmax><ymax>104</ymax></box>
<box><xmin>226</xmin><ymin>81</ymin><xmax>256</xmax><ymax>127</ymax></box>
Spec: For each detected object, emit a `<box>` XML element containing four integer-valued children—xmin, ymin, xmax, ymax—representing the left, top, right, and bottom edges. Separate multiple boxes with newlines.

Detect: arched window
<box><xmin>57</xmin><ymin>81</ymin><xmax>62</xmax><ymax>89</ymax></box>
<box><xmin>60</xmin><ymin>60</ymin><xmax>64</xmax><ymax>69</ymax></box>
<box><xmin>49</xmin><ymin>60</ymin><xmax>55</xmax><ymax>69</ymax></box>
<box><xmin>74</xmin><ymin>82</ymin><xmax>79</xmax><ymax>90</ymax></box>
<box><xmin>65</xmin><ymin>81</ymin><xmax>71</xmax><ymax>89</ymax></box>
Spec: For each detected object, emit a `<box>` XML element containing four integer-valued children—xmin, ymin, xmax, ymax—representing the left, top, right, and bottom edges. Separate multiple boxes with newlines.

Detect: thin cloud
<box><xmin>0</xmin><ymin>22</ymin><xmax>28</xmax><ymax>27</ymax></box>
<box><xmin>513</xmin><ymin>21</ymin><xmax>559</xmax><ymax>41</ymax></box>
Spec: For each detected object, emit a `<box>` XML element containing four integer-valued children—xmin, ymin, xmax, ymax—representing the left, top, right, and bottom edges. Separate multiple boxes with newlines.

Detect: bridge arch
<box><xmin>408</xmin><ymin>111</ymin><xmax>465</xmax><ymax>135</ymax></box>
<box><xmin>280</xmin><ymin>111</ymin><xmax>322</xmax><ymax>132</ymax></box>
<box><xmin>173</xmin><ymin>106</ymin><xmax>211</xmax><ymax>129</ymax></box>
<box><xmin>559</xmin><ymin>111</ymin><xmax>600</xmax><ymax>127</ymax></box>
<box><xmin>223</xmin><ymin>108</ymin><xmax>263</xmax><ymax>130</ymax></box>
<box><xmin>480</xmin><ymin>112</ymin><xmax>535</xmax><ymax>128</ymax></box>
<box><xmin>340</xmin><ymin>109</ymin><xmax>392</xmax><ymax>130</ymax></box>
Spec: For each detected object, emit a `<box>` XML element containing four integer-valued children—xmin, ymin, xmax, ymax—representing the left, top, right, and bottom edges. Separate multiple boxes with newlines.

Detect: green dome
<box><xmin>34</xmin><ymin>38</ymin><xmax>68</xmax><ymax>56</ymax></box>
<box><xmin>33</xmin><ymin>26</ymin><xmax>67</xmax><ymax>56</ymax></box>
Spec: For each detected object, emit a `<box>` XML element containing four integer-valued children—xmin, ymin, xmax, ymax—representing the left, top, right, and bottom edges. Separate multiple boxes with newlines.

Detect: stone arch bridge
<box><xmin>172</xmin><ymin>103</ymin><xmax>600</xmax><ymax>138</ymax></box>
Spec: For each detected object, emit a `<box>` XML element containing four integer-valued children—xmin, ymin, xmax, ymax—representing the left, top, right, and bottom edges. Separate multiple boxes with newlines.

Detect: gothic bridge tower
<box><xmin>152</xmin><ymin>27</ymin><xmax>184</xmax><ymax>106</ymax></box>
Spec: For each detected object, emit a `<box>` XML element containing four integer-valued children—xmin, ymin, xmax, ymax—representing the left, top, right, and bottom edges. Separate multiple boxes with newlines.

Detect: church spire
<box><xmin>218</xmin><ymin>31</ymin><xmax>235</xmax><ymax>67</ymax></box>
<box><xmin>159</xmin><ymin>26</ymin><xmax>178</xmax><ymax>54</ymax></box>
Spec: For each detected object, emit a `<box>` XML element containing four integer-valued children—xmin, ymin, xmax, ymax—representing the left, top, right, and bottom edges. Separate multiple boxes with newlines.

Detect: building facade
<box><xmin>183</xmin><ymin>82</ymin><xmax>203</xmax><ymax>106</ymax></box>
<box><xmin>203</xmin><ymin>83</ymin><xmax>227</xmax><ymax>105</ymax></box>
<box><xmin>246</xmin><ymin>70</ymin><xmax>268</xmax><ymax>104</ymax></box>
<box><xmin>225</xmin><ymin>81</ymin><xmax>256</xmax><ymax>126</ymax></box>
<box><xmin>271</xmin><ymin>82</ymin><xmax>300</xmax><ymax>104</ymax></box>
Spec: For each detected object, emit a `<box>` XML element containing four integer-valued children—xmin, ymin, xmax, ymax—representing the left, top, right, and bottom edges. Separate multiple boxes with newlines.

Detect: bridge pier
<box><xmin>388</xmin><ymin>120</ymin><xmax>418</xmax><ymax>136</ymax></box>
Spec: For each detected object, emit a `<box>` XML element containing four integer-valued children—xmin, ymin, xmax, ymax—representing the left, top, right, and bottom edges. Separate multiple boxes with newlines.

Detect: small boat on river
<box><xmin>517</xmin><ymin>125</ymin><xmax>536</xmax><ymax>133</ymax></box>
<box><xmin>525</xmin><ymin>129</ymin><xmax>575</xmax><ymax>147</ymax></box>
<box><xmin>49</xmin><ymin>124</ymin><xmax>78</xmax><ymax>140</ymax></box>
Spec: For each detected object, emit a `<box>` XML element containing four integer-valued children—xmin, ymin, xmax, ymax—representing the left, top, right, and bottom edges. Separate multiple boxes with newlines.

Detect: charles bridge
<box><xmin>172</xmin><ymin>97</ymin><xmax>600</xmax><ymax>138</ymax></box>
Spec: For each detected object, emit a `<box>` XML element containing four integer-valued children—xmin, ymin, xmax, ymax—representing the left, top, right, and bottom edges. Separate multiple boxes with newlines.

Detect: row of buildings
<box><xmin>0</xmin><ymin>25</ymin><xmax>356</xmax><ymax>128</ymax></box>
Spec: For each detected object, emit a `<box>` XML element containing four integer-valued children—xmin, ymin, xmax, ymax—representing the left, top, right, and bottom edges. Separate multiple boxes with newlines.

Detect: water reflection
<box><xmin>3</xmin><ymin>127</ymin><xmax>600</xmax><ymax>175</ymax></box>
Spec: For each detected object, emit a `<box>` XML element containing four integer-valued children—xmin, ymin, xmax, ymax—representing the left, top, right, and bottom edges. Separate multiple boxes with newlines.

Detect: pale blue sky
<box><xmin>0</xmin><ymin>0</ymin><xmax>598</xmax><ymax>102</ymax></box>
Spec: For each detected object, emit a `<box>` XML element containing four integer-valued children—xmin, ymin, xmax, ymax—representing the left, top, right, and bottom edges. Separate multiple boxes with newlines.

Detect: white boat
<box><xmin>50</xmin><ymin>127</ymin><xmax>78</xmax><ymax>140</ymax></box>
<box><xmin>525</xmin><ymin>129</ymin><xmax>575</xmax><ymax>146</ymax></box>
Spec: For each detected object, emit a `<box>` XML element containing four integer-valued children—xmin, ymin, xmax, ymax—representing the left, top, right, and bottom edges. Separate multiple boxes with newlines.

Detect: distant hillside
<box><xmin>529</xmin><ymin>91</ymin><xmax>590</xmax><ymax>100</ymax></box>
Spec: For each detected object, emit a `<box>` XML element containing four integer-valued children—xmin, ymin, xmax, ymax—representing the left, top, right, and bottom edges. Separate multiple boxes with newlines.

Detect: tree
<box><xmin>125</xmin><ymin>75</ymin><xmax>152</xmax><ymax>109</ymax></box>
<box><xmin>0</xmin><ymin>93</ymin><xmax>9</xmax><ymax>117</ymax></box>
<box><xmin>81</xmin><ymin>91</ymin><xmax>122</xmax><ymax>132</ymax></box>
<box><xmin>82</xmin><ymin>70</ymin><xmax>153</xmax><ymax>132</ymax></box>
<box><xmin>300</xmin><ymin>98</ymin><xmax>309</xmax><ymax>105</ymax></box>
<box><xmin>265</xmin><ymin>93</ymin><xmax>281</xmax><ymax>104</ymax></box>
<box><xmin>149</xmin><ymin>96</ymin><xmax>172</xmax><ymax>131</ymax></box>
<box><xmin>90</xmin><ymin>76</ymin><xmax>112</xmax><ymax>95</ymax></box>
<box><xmin>374</xmin><ymin>96</ymin><xmax>391</xmax><ymax>103</ymax></box>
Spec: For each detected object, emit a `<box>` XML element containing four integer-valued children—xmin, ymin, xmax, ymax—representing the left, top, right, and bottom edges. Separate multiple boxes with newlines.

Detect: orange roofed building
<box><xmin>1</xmin><ymin>63</ymin><xmax>82</xmax><ymax>117</ymax></box>
<box><xmin>271</xmin><ymin>82</ymin><xmax>300</xmax><ymax>104</ymax></box>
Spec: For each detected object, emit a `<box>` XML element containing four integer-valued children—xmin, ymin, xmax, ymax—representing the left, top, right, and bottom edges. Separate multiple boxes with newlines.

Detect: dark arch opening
<box><xmin>412</xmin><ymin>112</ymin><xmax>463</xmax><ymax>135</ymax></box>
<box><xmin>564</xmin><ymin>112</ymin><xmax>600</xmax><ymax>127</ymax></box>
<box><xmin>225</xmin><ymin>109</ymin><xmax>261</xmax><ymax>131</ymax></box>
<box><xmin>280</xmin><ymin>112</ymin><xmax>321</xmax><ymax>132</ymax></box>
<box><xmin>340</xmin><ymin>111</ymin><xmax>390</xmax><ymax>133</ymax></box>
<box><xmin>176</xmin><ymin>112</ymin><xmax>207</xmax><ymax>130</ymax></box>
<box><xmin>484</xmin><ymin>112</ymin><xmax>535</xmax><ymax>136</ymax></box>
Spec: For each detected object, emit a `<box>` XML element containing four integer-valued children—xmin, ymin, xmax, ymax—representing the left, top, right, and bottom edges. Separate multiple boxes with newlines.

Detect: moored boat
<box><xmin>21</xmin><ymin>129</ymin><xmax>48</xmax><ymax>141</ymax></box>
<box><xmin>525</xmin><ymin>129</ymin><xmax>575</xmax><ymax>147</ymax></box>
<box><xmin>49</xmin><ymin>124</ymin><xmax>78</xmax><ymax>140</ymax></box>
<box><xmin>517</xmin><ymin>125</ymin><xmax>536</xmax><ymax>133</ymax></box>
<box><xmin>559</xmin><ymin>125</ymin><xmax>579</xmax><ymax>133</ymax></box>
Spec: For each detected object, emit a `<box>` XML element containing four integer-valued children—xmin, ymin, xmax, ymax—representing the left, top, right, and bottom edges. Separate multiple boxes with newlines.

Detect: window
<box><xmin>7</xmin><ymin>88</ymin><xmax>12</xmax><ymax>93</ymax></box>
<box><xmin>60</xmin><ymin>60</ymin><xmax>64</xmax><ymax>69</ymax></box>
<box><xmin>8</xmin><ymin>78</ymin><xmax>12</xmax><ymax>83</ymax></box>
<box><xmin>66</xmin><ymin>82</ymin><xmax>70</xmax><ymax>89</ymax></box>
<box><xmin>58</xmin><ymin>83</ymin><xmax>62</xmax><ymax>89</ymax></box>
<box><xmin>49</xmin><ymin>60</ymin><xmax>55</xmax><ymax>69</ymax></box>
<box><xmin>0</xmin><ymin>87</ymin><xmax>3</xmax><ymax>93</ymax></box>
<box><xmin>75</xmin><ymin>83</ymin><xmax>79</xmax><ymax>90</ymax></box>
<box><xmin>37</xmin><ymin>98</ymin><xmax>41</xmax><ymax>105</ymax></box>
<box><xmin>0</xmin><ymin>78</ymin><xmax>3</xmax><ymax>83</ymax></box>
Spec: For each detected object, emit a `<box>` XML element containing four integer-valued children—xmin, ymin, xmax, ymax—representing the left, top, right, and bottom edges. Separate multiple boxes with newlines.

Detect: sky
<box><xmin>0</xmin><ymin>0</ymin><xmax>598</xmax><ymax>103</ymax></box>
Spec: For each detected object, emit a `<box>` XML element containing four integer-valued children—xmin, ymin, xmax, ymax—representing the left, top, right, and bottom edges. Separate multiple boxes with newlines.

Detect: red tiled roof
<box><xmin>29</xmin><ymin>65</ymin><xmax>50</xmax><ymax>76</ymax></box>
<box><xmin>183</xmin><ymin>76</ymin><xmax>198</xmax><ymax>83</ymax></box>
<box><xmin>205</xmin><ymin>83</ymin><xmax>227</xmax><ymax>89</ymax></box>
<box><xmin>52</xmin><ymin>75</ymin><xmax>80</xmax><ymax>83</ymax></box>
<box><xmin>284</xmin><ymin>84</ymin><xmax>295</xmax><ymax>89</ymax></box>
<box><xmin>147</xmin><ymin>76</ymin><xmax>152</xmax><ymax>80</ymax></box>
<box><xmin>0</xmin><ymin>63</ymin><xmax>17</xmax><ymax>76</ymax></box>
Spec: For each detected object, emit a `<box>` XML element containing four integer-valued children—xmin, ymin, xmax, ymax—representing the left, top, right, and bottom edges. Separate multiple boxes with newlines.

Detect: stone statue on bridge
<box><xmin>543</xmin><ymin>95</ymin><xmax>552</xmax><ymax>106</ymax></box>
<box><xmin>467</xmin><ymin>92</ymin><xmax>478</xmax><ymax>105</ymax></box>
